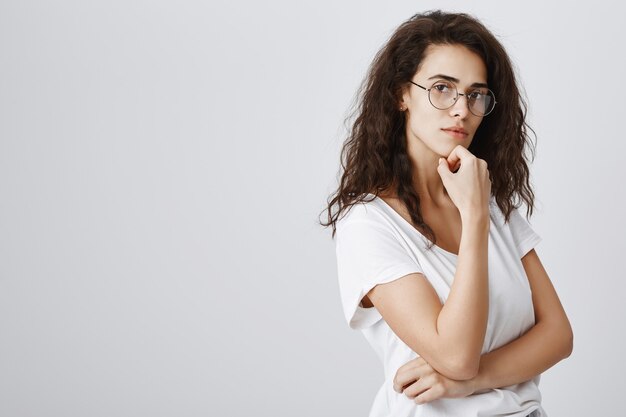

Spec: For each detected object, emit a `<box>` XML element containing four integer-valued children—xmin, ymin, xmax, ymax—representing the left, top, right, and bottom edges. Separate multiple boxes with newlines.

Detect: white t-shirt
<box><xmin>335</xmin><ymin>195</ymin><xmax>545</xmax><ymax>417</ymax></box>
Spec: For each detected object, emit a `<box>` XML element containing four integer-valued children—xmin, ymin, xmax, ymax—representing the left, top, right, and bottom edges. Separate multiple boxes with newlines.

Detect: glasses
<box><xmin>409</xmin><ymin>79</ymin><xmax>497</xmax><ymax>117</ymax></box>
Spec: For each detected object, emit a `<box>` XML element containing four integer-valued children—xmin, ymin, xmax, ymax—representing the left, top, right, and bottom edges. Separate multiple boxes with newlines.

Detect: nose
<box><xmin>449</xmin><ymin>93</ymin><xmax>469</xmax><ymax>119</ymax></box>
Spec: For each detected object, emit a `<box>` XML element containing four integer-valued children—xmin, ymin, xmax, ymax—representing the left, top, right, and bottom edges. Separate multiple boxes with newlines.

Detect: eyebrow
<box><xmin>428</xmin><ymin>74</ymin><xmax>489</xmax><ymax>89</ymax></box>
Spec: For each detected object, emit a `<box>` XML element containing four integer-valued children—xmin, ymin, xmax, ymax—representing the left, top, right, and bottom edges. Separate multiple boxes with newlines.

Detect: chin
<box><xmin>440</xmin><ymin>144</ymin><xmax>466</xmax><ymax>157</ymax></box>
<box><xmin>444</xmin><ymin>139</ymin><xmax>472</xmax><ymax>155</ymax></box>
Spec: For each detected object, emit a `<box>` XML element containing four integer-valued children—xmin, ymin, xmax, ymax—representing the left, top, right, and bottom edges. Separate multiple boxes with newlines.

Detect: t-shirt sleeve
<box><xmin>335</xmin><ymin>208</ymin><xmax>423</xmax><ymax>329</ymax></box>
<box><xmin>507</xmin><ymin>207</ymin><xmax>542</xmax><ymax>258</ymax></box>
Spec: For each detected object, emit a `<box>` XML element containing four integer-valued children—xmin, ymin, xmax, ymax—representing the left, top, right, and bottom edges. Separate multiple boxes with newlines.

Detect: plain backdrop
<box><xmin>1</xmin><ymin>1</ymin><xmax>625</xmax><ymax>416</ymax></box>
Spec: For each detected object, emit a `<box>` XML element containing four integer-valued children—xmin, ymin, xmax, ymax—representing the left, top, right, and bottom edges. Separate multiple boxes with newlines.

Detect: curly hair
<box><xmin>322</xmin><ymin>10</ymin><xmax>536</xmax><ymax>245</ymax></box>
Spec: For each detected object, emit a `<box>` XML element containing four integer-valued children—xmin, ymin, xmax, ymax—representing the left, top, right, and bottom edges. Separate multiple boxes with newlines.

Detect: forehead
<box><xmin>416</xmin><ymin>44</ymin><xmax>487</xmax><ymax>85</ymax></box>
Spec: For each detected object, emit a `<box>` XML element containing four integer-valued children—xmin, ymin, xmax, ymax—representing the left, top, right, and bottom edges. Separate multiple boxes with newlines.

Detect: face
<box><xmin>400</xmin><ymin>44</ymin><xmax>488</xmax><ymax>159</ymax></box>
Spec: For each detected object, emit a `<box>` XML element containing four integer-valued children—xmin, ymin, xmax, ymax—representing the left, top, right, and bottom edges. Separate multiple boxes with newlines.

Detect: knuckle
<box><xmin>416</xmin><ymin>393</ymin><xmax>430</xmax><ymax>404</ymax></box>
<box><xmin>430</xmin><ymin>373</ymin><xmax>439</xmax><ymax>382</ymax></box>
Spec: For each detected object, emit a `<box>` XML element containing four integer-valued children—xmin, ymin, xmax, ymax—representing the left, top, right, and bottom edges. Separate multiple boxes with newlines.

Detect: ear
<box><xmin>396</xmin><ymin>88</ymin><xmax>409</xmax><ymax>111</ymax></box>
<box><xmin>398</xmin><ymin>96</ymin><xmax>411</xmax><ymax>111</ymax></box>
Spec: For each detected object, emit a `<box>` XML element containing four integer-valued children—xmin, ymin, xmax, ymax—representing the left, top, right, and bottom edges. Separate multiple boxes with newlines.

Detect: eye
<box><xmin>468</xmin><ymin>89</ymin><xmax>488</xmax><ymax>101</ymax></box>
<box><xmin>432</xmin><ymin>82</ymin><xmax>453</xmax><ymax>94</ymax></box>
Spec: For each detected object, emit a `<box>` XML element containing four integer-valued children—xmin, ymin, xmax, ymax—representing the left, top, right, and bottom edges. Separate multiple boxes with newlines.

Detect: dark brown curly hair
<box><xmin>322</xmin><ymin>10</ymin><xmax>536</xmax><ymax>244</ymax></box>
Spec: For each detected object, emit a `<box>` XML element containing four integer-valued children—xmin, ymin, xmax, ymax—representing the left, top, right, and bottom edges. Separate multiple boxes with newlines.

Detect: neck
<box><xmin>407</xmin><ymin>137</ymin><xmax>449</xmax><ymax>206</ymax></box>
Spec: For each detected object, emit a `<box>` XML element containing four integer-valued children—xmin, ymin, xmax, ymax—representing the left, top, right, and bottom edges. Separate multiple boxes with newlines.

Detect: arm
<box><xmin>394</xmin><ymin>248</ymin><xmax>573</xmax><ymax>402</ymax></box>
<box><xmin>470</xmin><ymin>248</ymin><xmax>573</xmax><ymax>391</ymax></box>
<box><xmin>368</xmin><ymin>147</ymin><xmax>491</xmax><ymax>380</ymax></box>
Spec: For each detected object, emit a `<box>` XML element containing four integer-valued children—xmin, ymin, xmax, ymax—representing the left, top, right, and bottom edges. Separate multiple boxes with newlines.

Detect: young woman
<box><xmin>322</xmin><ymin>11</ymin><xmax>573</xmax><ymax>417</ymax></box>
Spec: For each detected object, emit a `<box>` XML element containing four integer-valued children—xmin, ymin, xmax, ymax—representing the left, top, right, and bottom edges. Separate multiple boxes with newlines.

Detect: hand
<box><xmin>393</xmin><ymin>356</ymin><xmax>476</xmax><ymax>404</ymax></box>
<box><xmin>437</xmin><ymin>145</ymin><xmax>491</xmax><ymax>219</ymax></box>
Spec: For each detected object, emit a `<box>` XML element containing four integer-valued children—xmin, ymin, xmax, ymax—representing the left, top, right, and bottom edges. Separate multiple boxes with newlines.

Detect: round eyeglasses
<box><xmin>409</xmin><ymin>79</ymin><xmax>497</xmax><ymax>117</ymax></box>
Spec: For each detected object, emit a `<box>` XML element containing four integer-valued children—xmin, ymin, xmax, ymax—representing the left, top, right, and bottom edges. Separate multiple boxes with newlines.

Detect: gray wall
<box><xmin>1</xmin><ymin>1</ymin><xmax>623</xmax><ymax>416</ymax></box>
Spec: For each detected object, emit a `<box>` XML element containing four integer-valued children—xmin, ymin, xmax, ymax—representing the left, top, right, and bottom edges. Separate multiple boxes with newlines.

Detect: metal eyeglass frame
<box><xmin>409</xmin><ymin>80</ymin><xmax>497</xmax><ymax>117</ymax></box>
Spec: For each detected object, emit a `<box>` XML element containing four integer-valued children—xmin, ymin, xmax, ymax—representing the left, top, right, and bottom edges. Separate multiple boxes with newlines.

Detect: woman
<box><xmin>322</xmin><ymin>11</ymin><xmax>573</xmax><ymax>417</ymax></box>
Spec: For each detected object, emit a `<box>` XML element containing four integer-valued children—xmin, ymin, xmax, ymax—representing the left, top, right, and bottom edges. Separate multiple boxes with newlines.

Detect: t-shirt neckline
<box><xmin>367</xmin><ymin>193</ymin><xmax>459</xmax><ymax>258</ymax></box>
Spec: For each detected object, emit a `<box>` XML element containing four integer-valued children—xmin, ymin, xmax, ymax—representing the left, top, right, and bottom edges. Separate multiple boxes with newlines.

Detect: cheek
<box><xmin>407</xmin><ymin>115</ymin><xmax>431</xmax><ymax>139</ymax></box>
<box><xmin>408</xmin><ymin>106</ymin><xmax>439</xmax><ymax>133</ymax></box>
<box><xmin>470</xmin><ymin>117</ymin><xmax>484</xmax><ymax>135</ymax></box>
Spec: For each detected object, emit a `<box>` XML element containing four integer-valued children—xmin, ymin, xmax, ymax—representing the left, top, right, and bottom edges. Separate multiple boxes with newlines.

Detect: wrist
<box><xmin>467</xmin><ymin>369</ymin><xmax>489</xmax><ymax>395</ymax></box>
<box><xmin>460</xmin><ymin>215</ymin><xmax>490</xmax><ymax>237</ymax></box>
<box><xmin>460</xmin><ymin>208</ymin><xmax>490</xmax><ymax>229</ymax></box>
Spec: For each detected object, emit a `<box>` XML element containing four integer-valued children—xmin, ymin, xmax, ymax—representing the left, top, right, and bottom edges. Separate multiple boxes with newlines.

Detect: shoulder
<box><xmin>335</xmin><ymin>196</ymin><xmax>411</xmax><ymax>250</ymax></box>
<box><xmin>488</xmin><ymin>198</ymin><xmax>541</xmax><ymax>258</ymax></box>
<box><xmin>488</xmin><ymin>198</ymin><xmax>506</xmax><ymax>227</ymax></box>
<box><xmin>487</xmin><ymin>198</ymin><xmax>528</xmax><ymax>228</ymax></box>
<box><xmin>336</xmin><ymin>196</ymin><xmax>389</xmax><ymax>230</ymax></box>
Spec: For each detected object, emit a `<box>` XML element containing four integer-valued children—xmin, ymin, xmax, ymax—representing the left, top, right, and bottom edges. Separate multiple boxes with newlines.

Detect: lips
<box><xmin>442</xmin><ymin>126</ymin><xmax>468</xmax><ymax>134</ymax></box>
<box><xmin>442</xmin><ymin>126</ymin><xmax>468</xmax><ymax>139</ymax></box>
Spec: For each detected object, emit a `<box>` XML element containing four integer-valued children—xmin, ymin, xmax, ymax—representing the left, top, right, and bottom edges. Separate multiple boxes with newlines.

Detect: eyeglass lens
<box><xmin>429</xmin><ymin>80</ymin><xmax>495</xmax><ymax>116</ymax></box>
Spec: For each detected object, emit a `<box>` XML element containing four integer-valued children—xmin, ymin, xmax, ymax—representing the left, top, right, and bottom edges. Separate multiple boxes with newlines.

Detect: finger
<box><xmin>402</xmin><ymin>377</ymin><xmax>429</xmax><ymax>399</ymax></box>
<box><xmin>394</xmin><ymin>359</ymin><xmax>429</xmax><ymax>392</ymax></box>
<box><xmin>445</xmin><ymin>152</ymin><xmax>460</xmax><ymax>171</ymax></box>
<box><xmin>445</xmin><ymin>145</ymin><xmax>475</xmax><ymax>167</ymax></box>
<box><xmin>394</xmin><ymin>368</ymin><xmax>419</xmax><ymax>392</ymax></box>
<box><xmin>404</xmin><ymin>373</ymin><xmax>438</xmax><ymax>399</ymax></box>
<box><xmin>449</xmin><ymin>144</ymin><xmax>474</xmax><ymax>160</ymax></box>
<box><xmin>397</xmin><ymin>362</ymin><xmax>436</xmax><ymax>393</ymax></box>
<box><xmin>413</xmin><ymin>356</ymin><xmax>426</xmax><ymax>366</ymax></box>
<box><xmin>436</xmin><ymin>158</ymin><xmax>452</xmax><ymax>180</ymax></box>
<box><xmin>415</xmin><ymin>385</ymin><xmax>445</xmax><ymax>404</ymax></box>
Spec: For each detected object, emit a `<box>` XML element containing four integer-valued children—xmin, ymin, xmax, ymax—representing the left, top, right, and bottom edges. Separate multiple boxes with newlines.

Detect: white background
<box><xmin>1</xmin><ymin>1</ymin><xmax>624</xmax><ymax>416</ymax></box>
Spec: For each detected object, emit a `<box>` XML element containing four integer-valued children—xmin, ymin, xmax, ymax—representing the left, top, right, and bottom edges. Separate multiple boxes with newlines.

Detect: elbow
<box><xmin>452</xmin><ymin>360</ymin><xmax>480</xmax><ymax>381</ymax></box>
<box><xmin>562</xmin><ymin>325</ymin><xmax>574</xmax><ymax>359</ymax></box>
<box><xmin>439</xmin><ymin>355</ymin><xmax>480</xmax><ymax>381</ymax></box>
<box><xmin>545</xmin><ymin>318</ymin><xmax>573</xmax><ymax>359</ymax></box>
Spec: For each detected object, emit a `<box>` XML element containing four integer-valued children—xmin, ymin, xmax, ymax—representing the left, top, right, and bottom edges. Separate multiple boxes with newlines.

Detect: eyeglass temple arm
<box><xmin>409</xmin><ymin>80</ymin><xmax>428</xmax><ymax>91</ymax></box>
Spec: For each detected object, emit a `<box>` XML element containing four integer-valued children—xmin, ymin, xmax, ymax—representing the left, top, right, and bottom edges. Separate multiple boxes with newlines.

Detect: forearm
<box><xmin>394</xmin><ymin>320</ymin><xmax>571</xmax><ymax>404</ymax></box>
<box><xmin>394</xmin><ymin>249</ymin><xmax>573</xmax><ymax>401</ymax></box>
<box><xmin>436</xmin><ymin>213</ymin><xmax>489</xmax><ymax>371</ymax></box>
<box><xmin>471</xmin><ymin>319</ymin><xmax>573</xmax><ymax>392</ymax></box>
